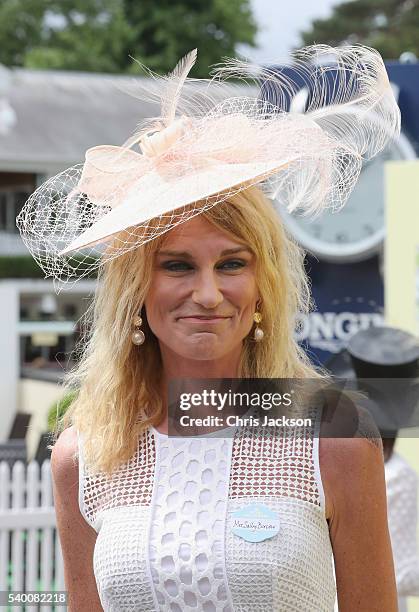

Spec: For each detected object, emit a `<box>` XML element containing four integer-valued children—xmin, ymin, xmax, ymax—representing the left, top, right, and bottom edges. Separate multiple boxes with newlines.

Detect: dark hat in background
<box><xmin>348</xmin><ymin>325</ymin><xmax>419</xmax><ymax>378</ymax></box>
<box><xmin>325</xmin><ymin>325</ymin><xmax>419</xmax><ymax>435</ymax></box>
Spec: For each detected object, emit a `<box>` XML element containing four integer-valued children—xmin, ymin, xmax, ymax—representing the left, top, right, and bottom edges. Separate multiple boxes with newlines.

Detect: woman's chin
<box><xmin>179</xmin><ymin>332</ymin><xmax>226</xmax><ymax>360</ymax></box>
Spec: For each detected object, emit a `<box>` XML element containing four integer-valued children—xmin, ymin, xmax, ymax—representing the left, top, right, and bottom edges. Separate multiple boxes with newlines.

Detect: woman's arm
<box><xmin>320</xmin><ymin>432</ymin><xmax>398</xmax><ymax>611</ymax></box>
<box><xmin>51</xmin><ymin>426</ymin><xmax>103</xmax><ymax>611</ymax></box>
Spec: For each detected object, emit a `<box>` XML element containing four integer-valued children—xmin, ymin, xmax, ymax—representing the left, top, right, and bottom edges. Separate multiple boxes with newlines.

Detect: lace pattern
<box><xmin>147</xmin><ymin>432</ymin><xmax>234</xmax><ymax>611</ymax></box>
<box><xmin>93</xmin><ymin>506</ymin><xmax>155</xmax><ymax>611</ymax></box>
<box><xmin>225</xmin><ymin>497</ymin><xmax>336</xmax><ymax>611</ymax></box>
<box><xmin>79</xmin><ymin>428</ymin><xmax>155</xmax><ymax>530</ymax></box>
<box><xmin>77</xmin><ymin>404</ymin><xmax>336</xmax><ymax>611</ymax></box>
<box><xmin>229</xmin><ymin>405</ymin><xmax>322</xmax><ymax>507</ymax></box>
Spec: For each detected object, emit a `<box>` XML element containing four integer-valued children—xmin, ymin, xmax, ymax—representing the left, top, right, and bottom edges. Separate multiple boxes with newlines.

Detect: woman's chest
<box><xmin>94</xmin><ymin>497</ymin><xmax>334</xmax><ymax>612</ymax></box>
<box><xmin>91</xmin><ymin>433</ymin><xmax>336</xmax><ymax>611</ymax></box>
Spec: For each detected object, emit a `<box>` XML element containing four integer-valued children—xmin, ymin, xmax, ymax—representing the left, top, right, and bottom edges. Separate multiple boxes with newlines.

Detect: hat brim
<box><xmin>58</xmin><ymin>157</ymin><xmax>298</xmax><ymax>256</ymax></box>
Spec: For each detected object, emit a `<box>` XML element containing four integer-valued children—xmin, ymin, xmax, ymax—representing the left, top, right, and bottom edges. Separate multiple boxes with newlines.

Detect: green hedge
<box><xmin>47</xmin><ymin>389</ymin><xmax>79</xmax><ymax>432</ymax></box>
<box><xmin>0</xmin><ymin>256</ymin><xmax>98</xmax><ymax>279</ymax></box>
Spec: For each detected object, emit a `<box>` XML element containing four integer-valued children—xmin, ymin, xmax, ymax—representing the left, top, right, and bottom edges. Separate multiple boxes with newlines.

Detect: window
<box><xmin>0</xmin><ymin>172</ymin><xmax>37</xmax><ymax>233</ymax></box>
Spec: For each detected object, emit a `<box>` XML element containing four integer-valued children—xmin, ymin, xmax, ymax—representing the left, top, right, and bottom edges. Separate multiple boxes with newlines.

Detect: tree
<box><xmin>0</xmin><ymin>0</ymin><xmax>46</xmax><ymax>68</ymax></box>
<box><xmin>299</xmin><ymin>0</ymin><xmax>419</xmax><ymax>60</ymax></box>
<box><xmin>0</xmin><ymin>0</ymin><xmax>258</xmax><ymax>76</ymax></box>
<box><xmin>122</xmin><ymin>0</ymin><xmax>257</xmax><ymax>77</ymax></box>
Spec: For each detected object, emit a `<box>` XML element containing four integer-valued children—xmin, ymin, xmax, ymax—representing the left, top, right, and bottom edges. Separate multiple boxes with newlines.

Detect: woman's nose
<box><xmin>191</xmin><ymin>269</ymin><xmax>223</xmax><ymax>308</ymax></box>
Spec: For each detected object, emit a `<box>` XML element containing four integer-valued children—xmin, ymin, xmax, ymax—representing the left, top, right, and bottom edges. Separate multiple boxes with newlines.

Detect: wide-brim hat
<box><xmin>16</xmin><ymin>45</ymin><xmax>401</xmax><ymax>293</ymax></box>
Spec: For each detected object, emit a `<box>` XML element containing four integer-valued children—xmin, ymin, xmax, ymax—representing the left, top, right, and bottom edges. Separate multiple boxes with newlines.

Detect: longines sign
<box><xmin>296</xmin><ymin>311</ymin><xmax>384</xmax><ymax>354</ymax></box>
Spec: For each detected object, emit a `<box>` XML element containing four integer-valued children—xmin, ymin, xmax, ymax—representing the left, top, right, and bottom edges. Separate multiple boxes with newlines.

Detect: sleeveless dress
<box><xmin>77</xmin><ymin>404</ymin><xmax>337</xmax><ymax>611</ymax></box>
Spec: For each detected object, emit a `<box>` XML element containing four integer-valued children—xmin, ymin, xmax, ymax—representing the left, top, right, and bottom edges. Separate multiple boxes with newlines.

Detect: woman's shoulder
<box><xmin>50</xmin><ymin>425</ymin><xmax>79</xmax><ymax>487</ymax></box>
<box><xmin>51</xmin><ymin>426</ymin><xmax>99</xmax><ymax>552</ymax></box>
<box><xmin>319</xmin><ymin>433</ymin><xmax>384</xmax><ymax>481</ymax></box>
<box><xmin>319</xmin><ymin>405</ymin><xmax>384</xmax><ymax>521</ymax></box>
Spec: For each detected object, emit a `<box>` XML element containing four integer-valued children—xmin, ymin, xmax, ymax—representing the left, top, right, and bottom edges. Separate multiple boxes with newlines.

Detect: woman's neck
<box><xmin>155</xmin><ymin>344</ymin><xmax>242</xmax><ymax>434</ymax></box>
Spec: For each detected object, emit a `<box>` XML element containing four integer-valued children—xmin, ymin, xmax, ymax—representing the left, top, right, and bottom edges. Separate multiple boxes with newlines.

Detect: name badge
<box><xmin>231</xmin><ymin>503</ymin><xmax>280</xmax><ymax>542</ymax></box>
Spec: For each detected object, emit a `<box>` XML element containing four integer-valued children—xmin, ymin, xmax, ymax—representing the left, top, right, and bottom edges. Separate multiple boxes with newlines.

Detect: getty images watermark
<box><xmin>173</xmin><ymin>384</ymin><xmax>313</xmax><ymax>431</ymax></box>
<box><xmin>167</xmin><ymin>377</ymin><xmax>419</xmax><ymax>438</ymax></box>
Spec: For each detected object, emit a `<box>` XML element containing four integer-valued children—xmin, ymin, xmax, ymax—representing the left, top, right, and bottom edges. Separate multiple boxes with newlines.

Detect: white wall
<box><xmin>17</xmin><ymin>378</ymin><xmax>65</xmax><ymax>460</ymax></box>
<box><xmin>0</xmin><ymin>282</ymin><xmax>19</xmax><ymax>441</ymax></box>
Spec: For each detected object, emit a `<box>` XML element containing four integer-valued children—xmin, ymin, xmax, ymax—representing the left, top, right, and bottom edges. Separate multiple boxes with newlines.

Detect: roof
<box><xmin>0</xmin><ymin>68</ymin><xmax>159</xmax><ymax>169</ymax></box>
<box><xmin>0</xmin><ymin>67</ymin><xmax>255</xmax><ymax>172</ymax></box>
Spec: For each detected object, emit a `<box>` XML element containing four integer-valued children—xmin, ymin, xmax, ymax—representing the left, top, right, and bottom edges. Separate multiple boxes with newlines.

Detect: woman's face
<box><xmin>144</xmin><ymin>215</ymin><xmax>260</xmax><ymax>361</ymax></box>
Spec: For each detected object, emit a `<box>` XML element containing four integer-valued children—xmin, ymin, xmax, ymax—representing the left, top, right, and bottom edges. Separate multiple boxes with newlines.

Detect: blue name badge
<box><xmin>231</xmin><ymin>503</ymin><xmax>280</xmax><ymax>543</ymax></box>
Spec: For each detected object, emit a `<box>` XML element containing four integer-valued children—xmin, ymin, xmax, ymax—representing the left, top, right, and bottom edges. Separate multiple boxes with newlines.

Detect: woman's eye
<box><xmin>219</xmin><ymin>260</ymin><xmax>246</xmax><ymax>270</ymax></box>
<box><xmin>161</xmin><ymin>259</ymin><xmax>246</xmax><ymax>272</ymax></box>
<box><xmin>162</xmin><ymin>261</ymin><xmax>192</xmax><ymax>271</ymax></box>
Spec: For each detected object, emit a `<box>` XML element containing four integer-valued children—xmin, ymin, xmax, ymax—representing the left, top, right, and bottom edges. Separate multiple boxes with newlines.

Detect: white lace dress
<box><xmin>77</xmin><ymin>406</ymin><xmax>337</xmax><ymax>611</ymax></box>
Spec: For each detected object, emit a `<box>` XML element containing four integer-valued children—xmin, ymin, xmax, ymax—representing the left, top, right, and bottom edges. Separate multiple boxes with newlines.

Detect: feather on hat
<box><xmin>16</xmin><ymin>45</ymin><xmax>400</xmax><ymax>293</ymax></box>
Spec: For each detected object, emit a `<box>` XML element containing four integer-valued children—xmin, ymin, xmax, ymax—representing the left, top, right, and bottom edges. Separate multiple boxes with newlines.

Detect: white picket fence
<box><xmin>0</xmin><ymin>460</ymin><xmax>65</xmax><ymax>611</ymax></box>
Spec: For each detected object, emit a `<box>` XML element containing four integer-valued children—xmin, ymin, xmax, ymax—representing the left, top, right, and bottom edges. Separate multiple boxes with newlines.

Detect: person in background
<box><xmin>384</xmin><ymin>435</ymin><xmax>419</xmax><ymax>612</ymax></box>
<box><xmin>345</xmin><ymin>326</ymin><xmax>419</xmax><ymax>611</ymax></box>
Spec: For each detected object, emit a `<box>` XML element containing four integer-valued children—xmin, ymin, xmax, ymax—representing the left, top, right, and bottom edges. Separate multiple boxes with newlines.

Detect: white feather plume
<box><xmin>161</xmin><ymin>48</ymin><xmax>197</xmax><ymax>124</ymax></box>
<box><xmin>210</xmin><ymin>44</ymin><xmax>400</xmax><ymax>161</ymax></box>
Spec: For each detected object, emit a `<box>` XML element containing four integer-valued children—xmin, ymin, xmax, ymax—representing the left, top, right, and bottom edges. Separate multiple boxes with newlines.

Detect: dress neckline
<box><xmin>150</xmin><ymin>424</ymin><xmax>236</xmax><ymax>439</ymax></box>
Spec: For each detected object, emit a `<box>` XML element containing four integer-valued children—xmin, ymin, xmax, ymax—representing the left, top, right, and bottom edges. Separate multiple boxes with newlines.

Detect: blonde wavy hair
<box><xmin>54</xmin><ymin>185</ymin><xmax>325</xmax><ymax>475</ymax></box>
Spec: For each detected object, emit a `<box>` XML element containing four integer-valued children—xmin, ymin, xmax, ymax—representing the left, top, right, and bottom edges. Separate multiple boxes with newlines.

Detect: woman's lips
<box><xmin>178</xmin><ymin>316</ymin><xmax>230</xmax><ymax>323</ymax></box>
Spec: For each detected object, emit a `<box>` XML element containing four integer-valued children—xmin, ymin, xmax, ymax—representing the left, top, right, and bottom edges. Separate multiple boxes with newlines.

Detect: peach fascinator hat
<box><xmin>16</xmin><ymin>45</ymin><xmax>400</xmax><ymax>293</ymax></box>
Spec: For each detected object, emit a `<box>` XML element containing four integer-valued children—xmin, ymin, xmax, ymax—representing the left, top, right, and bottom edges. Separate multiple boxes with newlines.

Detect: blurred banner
<box><xmin>385</xmin><ymin>160</ymin><xmax>419</xmax><ymax>336</ymax></box>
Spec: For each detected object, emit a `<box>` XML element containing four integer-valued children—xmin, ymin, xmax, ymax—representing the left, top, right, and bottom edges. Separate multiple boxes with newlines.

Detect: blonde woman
<box><xmin>17</xmin><ymin>46</ymin><xmax>400</xmax><ymax>610</ymax></box>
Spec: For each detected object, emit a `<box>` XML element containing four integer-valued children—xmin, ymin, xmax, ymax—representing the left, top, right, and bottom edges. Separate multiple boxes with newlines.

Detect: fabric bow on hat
<box><xmin>16</xmin><ymin>45</ymin><xmax>401</xmax><ymax>293</ymax></box>
<box><xmin>139</xmin><ymin>115</ymin><xmax>192</xmax><ymax>158</ymax></box>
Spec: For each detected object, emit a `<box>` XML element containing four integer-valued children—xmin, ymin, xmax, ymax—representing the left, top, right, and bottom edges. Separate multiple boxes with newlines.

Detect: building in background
<box><xmin>0</xmin><ymin>66</ymin><xmax>158</xmax><ymax>451</ymax></box>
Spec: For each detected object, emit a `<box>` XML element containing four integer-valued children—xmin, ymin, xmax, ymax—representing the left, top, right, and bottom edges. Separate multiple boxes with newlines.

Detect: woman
<box><xmin>17</xmin><ymin>45</ymin><xmax>400</xmax><ymax>610</ymax></box>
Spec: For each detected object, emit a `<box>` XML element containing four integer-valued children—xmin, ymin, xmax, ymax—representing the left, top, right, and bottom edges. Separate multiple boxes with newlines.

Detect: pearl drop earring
<box><xmin>132</xmin><ymin>312</ymin><xmax>145</xmax><ymax>346</ymax></box>
<box><xmin>253</xmin><ymin>301</ymin><xmax>264</xmax><ymax>342</ymax></box>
